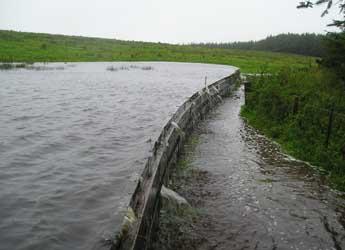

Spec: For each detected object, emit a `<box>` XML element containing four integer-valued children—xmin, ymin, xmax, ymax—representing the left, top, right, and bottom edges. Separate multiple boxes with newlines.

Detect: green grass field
<box><xmin>0</xmin><ymin>30</ymin><xmax>316</xmax><ymax>73</ymax></box>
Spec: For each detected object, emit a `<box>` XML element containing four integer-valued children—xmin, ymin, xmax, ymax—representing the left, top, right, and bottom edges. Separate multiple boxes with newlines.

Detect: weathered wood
<box><xmin>112</xmin><ymin>70</ymin><xmax>241</xmax><ymax>250</ymax></box>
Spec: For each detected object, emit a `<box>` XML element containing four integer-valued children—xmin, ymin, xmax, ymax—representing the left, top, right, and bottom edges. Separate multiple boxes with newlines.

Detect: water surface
<box><xmin>0</xmin><ymin>62</ymin><xmax>236</xmax><ymax>250</ymax></box>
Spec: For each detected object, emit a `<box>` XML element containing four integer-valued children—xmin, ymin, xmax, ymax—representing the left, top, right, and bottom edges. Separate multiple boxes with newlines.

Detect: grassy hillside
<box><xmin>0</xmin><ymin>30</ymin><xmax>316</xmax><ymax>73</ymax></box>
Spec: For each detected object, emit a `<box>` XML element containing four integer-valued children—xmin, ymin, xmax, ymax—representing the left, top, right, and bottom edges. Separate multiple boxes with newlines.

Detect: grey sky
<box><xmin>0</xmin><ymin>0</ymin><xmax>342</xmax><ymax>43</ymax></box>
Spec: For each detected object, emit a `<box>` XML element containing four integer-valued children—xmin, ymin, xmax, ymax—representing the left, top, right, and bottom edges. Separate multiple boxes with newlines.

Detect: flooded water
<box><xmin>159</xmin><ymin>87</ymin><xmax>345</xmax><ymax>250</ymax></box>
<box><xmin>0</xmin><ymin>62</ymin><xmax>236</xmax><ymax>250</ymax></box>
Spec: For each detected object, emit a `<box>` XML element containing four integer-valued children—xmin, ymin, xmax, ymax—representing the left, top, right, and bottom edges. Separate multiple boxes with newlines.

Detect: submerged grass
<box><xmin>0</xmin><ymin>30</ymin><xmax>316</xmax><ymax>73</ymax></box>
<box><xmin>170</xmin><ymin>134</ymin><xmax>199</xmax><ymax>187</ymax></box>
<box><xmin>0</xmin><ymin>62</ymin><xmax>27</xmax><ymax>70</ymax></box>
<box><xmin>152</xmin><ymin>134</ymin><xmax>203</xmax><ymax>250</ymax></box>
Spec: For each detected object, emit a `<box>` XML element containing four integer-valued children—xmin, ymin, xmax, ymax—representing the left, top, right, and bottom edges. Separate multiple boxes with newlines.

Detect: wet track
<box><xmin>167</xmin><ymin>87</ymin><xmax>345</xmax><ymax>250</ymax></box>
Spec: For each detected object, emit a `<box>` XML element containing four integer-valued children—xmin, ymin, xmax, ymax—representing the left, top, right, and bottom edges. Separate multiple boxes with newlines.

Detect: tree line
<box><xmin>192</xmin><ymin>33</ymin><xmax>325</xmax><ymax>57</ymax></box>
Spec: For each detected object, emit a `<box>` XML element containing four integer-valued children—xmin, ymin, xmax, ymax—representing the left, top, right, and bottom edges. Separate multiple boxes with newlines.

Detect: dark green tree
<box><xmin>192</xmin><ymin>33</ymin><xmax>325</xmax><ymax>57</ymax></box>
<box><xmin>297</xmin><ymin>0</ymin><xmax>345</xmax><ymax>29</ymax></box>
<box><xmin>298</xmin><ymin>1</ymin><xmax>345</xmax><ymax>83</ymax></box>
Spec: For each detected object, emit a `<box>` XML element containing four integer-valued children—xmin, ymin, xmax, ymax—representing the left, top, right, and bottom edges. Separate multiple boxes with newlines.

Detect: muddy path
<box><xmin>153</xmin><ymin>88</ymin><xmax>345</xmax><ymax>250</ymax></box>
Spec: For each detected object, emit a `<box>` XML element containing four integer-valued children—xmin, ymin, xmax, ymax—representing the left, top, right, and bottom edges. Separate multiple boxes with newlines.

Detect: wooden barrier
<box><xmin>112</xmin><ymin>70</ymin><xmax>240</xmax><ymax>250</ymax></box>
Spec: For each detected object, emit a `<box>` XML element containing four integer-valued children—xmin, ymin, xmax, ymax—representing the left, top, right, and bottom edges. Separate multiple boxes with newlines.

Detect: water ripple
<box><xmin>0</xmin><ymin>62</ymin><xmax>236</xmax><ymax>250</ymax></box>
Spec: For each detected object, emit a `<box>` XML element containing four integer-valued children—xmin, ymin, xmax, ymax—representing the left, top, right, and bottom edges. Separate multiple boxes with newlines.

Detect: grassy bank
<box><xmin>241</xmin><ymin>68</ymin><xmax>345</xmax><ymax>190</ymax></box>
<box><xmin>0</xmin><ymin>30</ymin><xmax>315</xmax><ymax>73</ymax></box>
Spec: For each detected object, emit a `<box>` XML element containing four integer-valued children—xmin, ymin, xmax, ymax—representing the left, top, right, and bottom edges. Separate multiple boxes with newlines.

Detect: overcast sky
<box><xmin>0</xmin><ymin>0</ymin><xmax>342</xmax><ymax>44</ymax></box>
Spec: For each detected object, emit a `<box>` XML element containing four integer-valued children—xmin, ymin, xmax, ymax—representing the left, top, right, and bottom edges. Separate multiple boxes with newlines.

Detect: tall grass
<box><xmin>242</xmin><ymin>67</ymin><xmax>345</xmax><ymax>190</ymax></box>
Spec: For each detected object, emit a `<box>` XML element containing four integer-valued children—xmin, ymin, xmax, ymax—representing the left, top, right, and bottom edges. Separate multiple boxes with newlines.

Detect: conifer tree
<box><xmin>297</xmin><ymin>0</ymin><xmax>345</xmax><ymax>29</ymax></box>
<box><xmin>298</xmin><ymin>1</ymin><xmax>345</xmax><ymax>83</ymax></box>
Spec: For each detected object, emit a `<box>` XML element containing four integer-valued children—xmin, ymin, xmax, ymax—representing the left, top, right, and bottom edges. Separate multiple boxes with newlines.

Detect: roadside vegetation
<box><xmin>0</xmin><ymin>30</ymin><xmax>315</xmax><ymax>73</ymax></box>
<box><xmin>242</xmin><ymin>68</ymin><xmax>345</xmax><ymax>190</ymax></box>
<box><xmin>241</xmin><ymin>0</ymin><xmax>345</xmax><ymax>191</ymax></box>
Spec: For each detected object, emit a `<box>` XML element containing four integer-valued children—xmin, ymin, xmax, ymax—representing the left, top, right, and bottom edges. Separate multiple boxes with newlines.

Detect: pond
<box><xmin>0</xmin><ymin>62</ymin><xmax>236</xmax><ymax>250</ymax></box>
